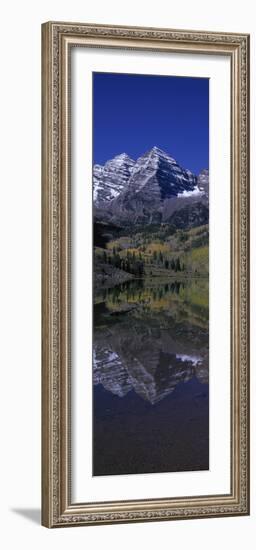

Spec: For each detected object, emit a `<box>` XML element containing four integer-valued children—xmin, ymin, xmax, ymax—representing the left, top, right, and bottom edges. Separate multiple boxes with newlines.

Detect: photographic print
<box><xmin>93</xmin><ymin>72</ymin><xmax>209</xmax><ymax>476</ymax></box>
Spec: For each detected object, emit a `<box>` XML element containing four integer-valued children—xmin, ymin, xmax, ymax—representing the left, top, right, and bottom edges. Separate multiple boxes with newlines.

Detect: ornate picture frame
<box><xmin>42</xmin><ymin>21</ymin><xmax>250</xmax><ymax>527</ymax></box>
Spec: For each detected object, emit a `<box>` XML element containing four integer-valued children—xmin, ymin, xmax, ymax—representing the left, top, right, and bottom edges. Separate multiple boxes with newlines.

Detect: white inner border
<box><xmin>71</xmin><ymin>47</ymin><xmax>231</xmax><ymax>503</ymax></box>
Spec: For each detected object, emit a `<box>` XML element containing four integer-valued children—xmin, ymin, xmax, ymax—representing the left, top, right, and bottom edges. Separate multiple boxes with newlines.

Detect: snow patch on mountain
<box><xmin>176</xmin><ymin>354</ymin><xmax>202</xmax><ymax>366</ymax></box>
<box><xmin>177</xmin><ymin>185</ymin><xmax>204</xmax><ymax>198</ymax></box>
<box><xmin>93</xmin><ymin>153</ymin><xmax>135</xmax><ymax>205</ymax></box>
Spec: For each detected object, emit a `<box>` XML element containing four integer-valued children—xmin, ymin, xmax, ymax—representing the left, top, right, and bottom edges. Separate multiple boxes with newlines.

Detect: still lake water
<box><xmin>93</xmin><ymin>277</ymin><xmax>209</xmax><ymax>476</ymax></box>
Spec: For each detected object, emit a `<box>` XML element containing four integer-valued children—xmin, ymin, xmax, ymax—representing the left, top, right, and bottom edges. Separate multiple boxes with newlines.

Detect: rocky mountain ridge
<box><xmin>93</xmin><ymin>147</ymin><xmax>209</xmax><ymax>226</ymax></box>
<box><xmin>93</xmin><ymin>153</ymin><xmax>135</xmax><ymax>204</ymax></box>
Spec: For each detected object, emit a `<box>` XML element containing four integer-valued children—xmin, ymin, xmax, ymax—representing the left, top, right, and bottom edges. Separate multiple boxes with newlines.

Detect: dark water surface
<box><xmin>93</xmin><ymin>278</ymin><xmax>209</xmax><ymax>476</ymax></box>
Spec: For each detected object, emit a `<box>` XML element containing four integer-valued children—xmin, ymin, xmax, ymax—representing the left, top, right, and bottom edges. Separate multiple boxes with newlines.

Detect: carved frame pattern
<box><xmin>42</xmin><ymin>22</ymin><xmax>250</xmax><ymax>527</ymax></box>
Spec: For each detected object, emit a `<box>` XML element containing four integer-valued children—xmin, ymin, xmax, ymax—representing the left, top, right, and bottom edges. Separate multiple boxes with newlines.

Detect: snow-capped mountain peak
<box><xmin>147</xmin><ymin>145</ymin><xmax>176</xmax><ymax>162</ymax></box>
<box><xmin>93</xmin><ymin>147</ymin><xmax>209</xmax><ymax>225</ymax></box>
<box><xmin>125</xmin><ymin>147</ymin><xmax>197</xmax><ymax>199</ymax></box>
<box><xmin>93</xmin><ymin>153</ymin><xmax>135</xmax><ymax>204</ymax></box>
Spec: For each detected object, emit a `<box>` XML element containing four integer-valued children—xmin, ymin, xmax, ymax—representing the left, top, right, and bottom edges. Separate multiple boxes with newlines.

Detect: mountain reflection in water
<box><xmin>93</xmin><ymin>278</ymin><xmax>209</xmax><ymax>476</ymax></box>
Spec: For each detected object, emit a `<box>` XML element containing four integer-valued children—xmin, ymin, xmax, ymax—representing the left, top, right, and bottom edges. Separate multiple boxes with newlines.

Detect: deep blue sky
<box><xmin>93</xmin><ymin>72</ymin><xmax>209</xmax><ymax>175</ymax></box>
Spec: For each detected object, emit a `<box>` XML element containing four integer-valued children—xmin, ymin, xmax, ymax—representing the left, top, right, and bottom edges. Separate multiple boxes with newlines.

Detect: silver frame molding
<box><xmin>42</xmin><ymin>21</ymin><xmax>250</xmax><ymax>528</ymax></box>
